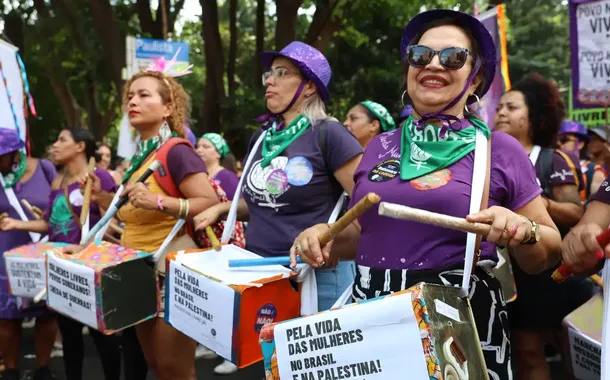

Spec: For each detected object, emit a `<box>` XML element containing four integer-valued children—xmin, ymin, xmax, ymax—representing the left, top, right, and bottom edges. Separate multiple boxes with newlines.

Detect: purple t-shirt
<box><xmin>351</xmin><ymin>129</ymin><xmax>541</xmax><ymax>270</ymax></box>
<box><xmin>533</xmin><ymin>150</ymin><xmax>582</xmax><ymax>190</ymax></box>
<box><xmin>46</xmin><ymin>168</ymin><xmax>117</xmax><ymax>244</ymax></box>
<box><xmin>242</xmin><ymin>120</ymin><xmax>363</xmax><ymax>257</ymax></box>
<box><xmin>592</xmin><ymin>176</ymin><xmax>610</xmax><ymax>203</ymax></box>
<box><xmin>212</xmin><ymin>169</ymin><xmax>239</xmax><ymax>200</ymax></box>
<box><xmin>167</xmin><ymin>144</ymin><xmax>207</xmax><ymax>183</ymax></box>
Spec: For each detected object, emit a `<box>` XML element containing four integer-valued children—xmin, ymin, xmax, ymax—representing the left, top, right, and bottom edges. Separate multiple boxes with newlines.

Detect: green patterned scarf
<box><xmin>399</xmin><ymin>116</ymin><xmax>490</xmax><ymax>181</ymax></box>
<box><xmin>203</xmin><ymin>133</ymin><xmax>231</xmax><ymax>159</ymax></box>
<box><xmin>3</xmin><ymin>151</ymin><xmax>27</xmax><ymax>188</ymax></box>
<box><xmin>122</xmin><ymin>124</ymin><xmax>177</xmax><ymax>183</ymax></box>
<box><xmin>261</xmin><ymin>114</ymin><xmax>311</xmax><ymax>168</ymax></box>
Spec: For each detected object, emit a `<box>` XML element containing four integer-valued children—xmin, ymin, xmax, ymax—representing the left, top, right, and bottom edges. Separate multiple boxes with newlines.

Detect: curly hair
<box><xmin>509</xmin><ymin>73</ymin><xmax>565</xmax><ymax>148</ymax></box>
<box><xmin>122</xmin><ymin>71</ymin><xmax>190</xmax><ymax>138</ymax></box>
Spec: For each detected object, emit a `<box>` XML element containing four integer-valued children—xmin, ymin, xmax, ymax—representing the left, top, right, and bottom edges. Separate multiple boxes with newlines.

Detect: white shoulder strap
<box><xmin>0</xmin><ymin>176</ymin><xmax>41</xmax><ymax>243</ymax></box>
<box><xmin>221</xmin><ymin>131</ymin><xmax>267</xmax><ymax>243</ymax></box>
<box><xmin>460</xmin><ymin>128</ymin><xmax>488</xmax><ymax>296</ymax></box>
<box><xmin>529</xmin><ymin>145</ymin><xmax>541</xmax><ymax>166</ymax></box>
<box><xmin>328</xmin><ymin>191</ymin><xmax>347</xmax><ymax>224</ymax></box>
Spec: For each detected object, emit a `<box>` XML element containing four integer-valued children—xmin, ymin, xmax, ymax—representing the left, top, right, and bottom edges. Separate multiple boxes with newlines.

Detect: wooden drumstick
<box><xmin>590</xmin><ymin>274</ymin><xmax>604</xmax><ymax>288</ymax></box>
<box><xmin>378</xmin><ymin>202</ymin><xmax>492</xmax><ymax>236</ymax></box>
<box><xmin>0</xmin><ymin>212</ymin><xmax>7</xmax><ymax>223</ymax></box>
<box><xmin>80</xmin><ymin>157</ymin><xmax>96</xmax><ymax>226</ymax></box>
<box><xmin>205</xmin><ymin>226</ymin><xmax>221</xmax><ymax>252</ymax></box>
<box><xmin>109</xmin><ymin>222</ymin><xmax>124</xmax><ymax>235</ymax></box>
<box><xmin>21</xmin><ymin>199</ymin><xmax>42</xmax><ymax>220</ymax></box>
<box><xmin>318</xmin><ymin>193</ymin><xmax>381</xmax><ymax>246</ymax></box>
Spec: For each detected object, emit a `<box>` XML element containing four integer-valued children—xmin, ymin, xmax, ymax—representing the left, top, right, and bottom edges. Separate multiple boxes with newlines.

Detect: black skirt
<box><xmin>353</xmin><ymin>263</ymin><xmax>512</xmax><ymax>380</ymax></box>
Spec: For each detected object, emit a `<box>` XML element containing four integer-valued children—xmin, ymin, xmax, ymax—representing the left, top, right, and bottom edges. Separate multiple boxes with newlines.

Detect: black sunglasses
<box><xmin>405</xmin><ymin>45</ymin><xmax>473</xmax><ymax>70</ymax></box>
<box><xmin>559</xmin><ymin>135</ymin><xmax>579</xmax><ymax>144</ymax></box>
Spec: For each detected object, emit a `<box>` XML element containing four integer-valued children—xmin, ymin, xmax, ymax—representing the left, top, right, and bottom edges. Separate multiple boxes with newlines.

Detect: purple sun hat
<box><xmin>0</xmin><ymin>128</ymin><xmax>24</xmax><ymax>156</ymax></box>
<box><xmin>400</xmin><ymin>9</ymin><xmax>497</xmax><ymax>103</ymax></box>
<box><xmin>559</xmin><ymin>120</ymin><xmax>589</xmax><ymax>142</ymax></box>
<box><xmin>184</xmin><ymin>126</ymin><xmax>197</xmax><ymax>146</ymax></box>
<box><xmin>260</xmin><ymin>41</ymin><xmax>331</xmax><ymax>103</ymax></box>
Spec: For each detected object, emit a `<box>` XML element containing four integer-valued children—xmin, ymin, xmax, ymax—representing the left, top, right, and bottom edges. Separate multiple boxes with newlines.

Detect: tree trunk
<box><xmin>227</xmin><ymin>0</ymin><xmax>238</xmax><ymax>119</ymax></box>
<box><xmin>255</xmin><ymin>0</ymin><xmax>266</xmax><ymax>88</ymax></box>
<box><xmin>135</xmin><ymin>0</ymin><xmax>156</xmax><ymax>37</ymax></box>
<box><xmin>200</xmin><ymin>0</ymin><xmax>226</xmax><ymax>132</ymax></box>
<box><xmin>305</xmin><ymin>0</ymin><xmax>340</xmax><ymax>51</ymax></box>
<box><xmin>3</xmin><ymin>11</ymin><xmax>24</xmax><ymax>53</ymax></box>
<box><xmin>89</xmin><ymin>0</ymin><xmax>125</xmax><ymax>95</ymax></box>
<box><xmin>274</xmin><ymin>0</ymin><xmax>303</xmax><ymax>50</ymax></box>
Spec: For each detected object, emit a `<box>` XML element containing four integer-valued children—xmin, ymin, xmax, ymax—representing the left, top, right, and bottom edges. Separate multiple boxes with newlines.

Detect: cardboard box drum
<box><xmin>563</xmin><ymin>293</ymin><xmax>602</xmax><ymax>380</ymax></box>
<box><xmin>164</xmin><ymin>244</ymin><xmax>300</xmax><ymax>368</ymax></box>
<box><xmin>259</xmin><ymin>283</ymin><xmax>489</xmax><ymax>380</ymax></box>
<box><xmin>4</xmin><ymin>242</ymin><xmax>72</xmax><ymax>298</ymax></box>
<box><xmin>45</xmin><ymin>241</ymin><xmax>158</xmax><ymax>334</ymax></box>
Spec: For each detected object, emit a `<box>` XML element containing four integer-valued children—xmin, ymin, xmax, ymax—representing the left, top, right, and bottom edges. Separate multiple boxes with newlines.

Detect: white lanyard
<box><xmin>529</xmin><ymin>145</ymin><xmax>541</xmax><ymax>166</ymax></box>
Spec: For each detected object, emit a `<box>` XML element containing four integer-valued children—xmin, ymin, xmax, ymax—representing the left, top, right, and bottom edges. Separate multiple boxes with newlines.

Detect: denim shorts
<box><xmin>315</xmin><ymin>261</ymin><xmax>356</xmax><ymax>311</ymax></box>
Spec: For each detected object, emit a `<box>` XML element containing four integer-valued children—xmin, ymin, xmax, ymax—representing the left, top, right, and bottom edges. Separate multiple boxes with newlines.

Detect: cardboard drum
<box><xmin>4</xmin><ymin>242</ymin><xmax>72</xmax><ymax>298</ymax></box>
<box><xmin>165</xmin><ymin>244</ymin><xmax>301</xmax><ymax>368</ymax></box>
<box><xmin>46</xmin><ymin>241</ymin><xmax>158</xmax><ymax>334</ymax></box>
<box><xmin>259</xmin><ymin>283</ymin><xmax>489</xmax><ymax>380</ymax></box>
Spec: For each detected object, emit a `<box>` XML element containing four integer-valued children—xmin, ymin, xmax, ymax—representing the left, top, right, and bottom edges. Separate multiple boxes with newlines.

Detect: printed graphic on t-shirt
<box><xmin>550</xmin><ymin>169</ymin><xmax>575</xmax><ymax>182</ymax></box>
<box><xmin>410</xmin><ymin>169</ymin><xmax>452</xmax><ymax>191</ymax></box>
<box><xmin>49</xmin><ymin>194</ymin><xmax>75</xmax><ymax>237</ymax></box>
<box><xmin>245</xmin><ymin>156</ymin><xmax>290</xmax><ymax>209</ymax></box>
<box><xmin>284</xmin><ymin>156</ymin><xmax>313</xmax><ymax>186</ymax></box>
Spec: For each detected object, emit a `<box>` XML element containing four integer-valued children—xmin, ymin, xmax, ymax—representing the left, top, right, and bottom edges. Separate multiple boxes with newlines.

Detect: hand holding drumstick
<box><xmin>290</xmin><ymin>193</ymin><xmax>380</xmax><ymax>268</ymax></box>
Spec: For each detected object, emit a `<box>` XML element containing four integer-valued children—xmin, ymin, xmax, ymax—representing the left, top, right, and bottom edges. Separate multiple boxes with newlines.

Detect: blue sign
<box><xmin>135</xmin><ymin>38</ymin><xmax>189</xmax><ymax>62</ymax></box>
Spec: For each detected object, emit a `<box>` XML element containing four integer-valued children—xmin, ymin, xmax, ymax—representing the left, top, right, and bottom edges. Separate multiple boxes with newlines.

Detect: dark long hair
<box><xmin>64</xmin><ymin>127</ymin><xmax>100</xmax><ymax>162</ymax></box>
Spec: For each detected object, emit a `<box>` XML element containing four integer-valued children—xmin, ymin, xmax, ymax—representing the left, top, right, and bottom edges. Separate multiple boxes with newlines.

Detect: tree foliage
<box><xmin>0</xmin><ymin>0</ymin><xmax>572</xmax><ymax>159</ymax></box>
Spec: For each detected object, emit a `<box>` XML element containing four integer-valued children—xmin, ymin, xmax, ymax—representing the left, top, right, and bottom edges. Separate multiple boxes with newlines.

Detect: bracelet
<box><xmin>157</xmin><ymin>195</ymin><xmax>164</xmax><ymax>211</ymax></box>
<box><xmin>178</xmin><ymin>198</ymin><xmax>185</xmax><ymax>219</ymax></box>
<box><xmin>183</xmin><ymin>199</ymin><xmax>190</xmax><ymax>219</ymax></box>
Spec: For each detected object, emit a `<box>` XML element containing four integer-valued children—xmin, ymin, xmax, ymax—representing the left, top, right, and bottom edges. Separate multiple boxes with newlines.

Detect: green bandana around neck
<box><xmin>203</xmin><ymin>133</ymin><xmax>231</xmax><ymax>160</ymax></box>
<box><xmin>360</xmin><ymin>101</ymin><xmax>396</xmax><ymax>132</ymax></box>
<box><xmin>399</xmin><ymin>116</ymin><xmax>490</xmax><ymax>181</ymax></box>
<box><xmin>3</xmin><ymin>151</ymin><xmax>27</xmax><ymax>188</ymax></box>
<box><xmin>260</xmin><ymin>114</ymin><xmax>311</xmax><ymax>168</ymax></box>
<box><xmin>122</xmin><ymin>127</ymin><xmax>177</xmax><ymax>183</ymax></box>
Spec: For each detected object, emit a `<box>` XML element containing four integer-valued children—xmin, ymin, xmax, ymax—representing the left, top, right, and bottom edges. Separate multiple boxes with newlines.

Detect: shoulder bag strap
<box><xmin>221</xmin><ymin>130</ymin><xmax>267</xmax><ymax>243</ymax></box>
<box><xmin>460</xmin><ymin>129</ymin><xmax>491</xmax><ymax>297</ymax></box>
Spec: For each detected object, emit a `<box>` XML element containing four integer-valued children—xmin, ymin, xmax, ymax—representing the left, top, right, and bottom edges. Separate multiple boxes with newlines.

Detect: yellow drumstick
<box><xmin>205</xmin><ymin>226</ymin><xmax>221</xmax><ymax>252</ymax></box>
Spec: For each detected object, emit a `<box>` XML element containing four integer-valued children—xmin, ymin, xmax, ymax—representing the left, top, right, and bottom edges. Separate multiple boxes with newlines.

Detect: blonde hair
<box><xmin>123</xmin><ymin>71</ymin><xmax>190</xmax><ymax>138</ymax></box>
<box><xmin>301</xmin><ymin>94</ymin><xmax>333</xmax><ymax>125</ymax></box>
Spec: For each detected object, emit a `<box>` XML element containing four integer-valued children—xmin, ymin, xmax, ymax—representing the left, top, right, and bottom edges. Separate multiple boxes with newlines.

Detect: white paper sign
<box><xmin>47</xmin><ymin>254</ymin><xmax>97</xmax><ymax>329</ymax></box>
<box><xmin>568</xmin><ymin>327</ymin><xmax>601</xmax><ymax>380</ymax></box>
<box><xmin>167</xmin><ymin>260</ymin><xmax>236</xmax><ymax>360</ymax></box>
<box><xmin>273</xmin><ymin>292</ymin><xmax>429</xmax><ymax>379</ymax></box>
<box><xmin>5</xmin><ymin>256</ymin><xmax>46</xmax><ymax>298</ymax></box>
<box><xmin>576</xmin><ymin>0</ymin><xmax>610</xmax><ymax>94</ymax></box>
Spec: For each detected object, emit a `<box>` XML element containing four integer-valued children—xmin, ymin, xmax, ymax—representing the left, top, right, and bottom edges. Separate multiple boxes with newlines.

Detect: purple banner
<box><xmin>476</xmin><ymin>8</ymin><xmax>506</xmax><ymax>129</ymax></box>
<box><xmin>569</xmin><ymin>0</ymin><xmax>610</xmax><ymax>109</ymax></box>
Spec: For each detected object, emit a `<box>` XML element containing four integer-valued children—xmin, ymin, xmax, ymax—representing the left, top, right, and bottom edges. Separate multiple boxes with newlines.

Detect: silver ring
<box><xmin>294</xmin><ymin>244</ymin><xmax>302</xmax><ymax>251</ymax></box>
<box><xmin>320</xmin><ymin>260</ymin><xmax>327</xmax><ymax>267</ymax></box>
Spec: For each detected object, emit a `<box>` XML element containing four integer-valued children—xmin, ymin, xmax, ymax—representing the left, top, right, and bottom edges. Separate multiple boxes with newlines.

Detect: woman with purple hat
<box><xmin>0</xmin><ymin>128</ymin><xmax>58</xmax><ymax>380</ymax></box>
<box><xmin>291</xmin><ymin>10</ymin><xmax>562</xmax><ymax>378</ymax></box>
<box><xmin>558</xmin><ymin>120</ymin><xmax>597</xmax><ymax>201</ymax></box>
<box><xmin>194</xmin><ymin>40</ymin><xmax>362</xmax><ymax>371</ymax></box>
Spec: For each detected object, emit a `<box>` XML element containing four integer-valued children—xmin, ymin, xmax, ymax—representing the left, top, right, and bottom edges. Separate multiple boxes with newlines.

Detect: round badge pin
<box><xmin>285</xmin><ymin>156</ymin><xmax>314</xmax><ymax>186</ymax></box>
<box><xmin>254</xmin><ymin>303</ymin><xmax>277</xmax><ymax>333</ymax></box>
<box><xmin>368</xmin><ymin>159</ymin><xmax>400</xmax><ymax>182</ymax></box>
<box><xmin>265</xmin><ymin>169</ymin><xmax>289</xmax><ymax>195</ymax></box>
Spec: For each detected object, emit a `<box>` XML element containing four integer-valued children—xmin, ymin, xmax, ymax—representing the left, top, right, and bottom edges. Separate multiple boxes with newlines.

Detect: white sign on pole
<box><xmin>0</xmin><ymin>39</ymin><xmax>26</xmax><ymax>140</ymax></box>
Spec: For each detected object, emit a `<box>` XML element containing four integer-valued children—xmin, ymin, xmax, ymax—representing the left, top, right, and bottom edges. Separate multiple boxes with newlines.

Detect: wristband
<box><xmin>157</xmin><ymin>195</ymin><xmax>164</xmax><ymax>211</ymax></box>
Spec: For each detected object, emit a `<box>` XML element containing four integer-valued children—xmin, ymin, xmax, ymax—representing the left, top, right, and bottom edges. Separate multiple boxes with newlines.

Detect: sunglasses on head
<box><xmin>405</xmin><ymin>45</ymin><xmax>473</xmax><ymax>70</ymax></box>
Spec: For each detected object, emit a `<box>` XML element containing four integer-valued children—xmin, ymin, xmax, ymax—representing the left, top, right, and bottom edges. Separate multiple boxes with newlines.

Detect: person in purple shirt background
<box><xmin>0</xmin><ymin>128</ymin><xmax>57</xmax><ymax>380</ymax></box>
<box><xmin>196</xmin><ymin>133</ymin><xmax>240</xmax><ymax>200</ymax></box>
<box><xmin>291</xmin><ymin>10</ymin><xmax>562</xmax><ymax>379</ymax></box>
<box><xmin>1</xmin><ymin>127</ymin><xmax>122</xmax><ymax>380</ymax></box>
<box><xmin>495</xmin><ymin>73</ymin><xmax>592</xmax><ymax>379</ymax></box>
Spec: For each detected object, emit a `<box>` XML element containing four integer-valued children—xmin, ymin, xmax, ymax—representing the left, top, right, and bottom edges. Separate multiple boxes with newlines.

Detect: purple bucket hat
<box><xmin>400</xmin><ymin>9</ymin><xmax>497</xmax><ymax>103</ymax></box>
<box><xmin>559</xmin><ymin>120</ymin><xmax>589</xmax><ymax>141</ymax></box>
<box><xmin>260</xmin><ymin>41</ymin><xmax>331</xmax><ymax>103</ymax></box>
<box><xmin>0</xmin><ymin>128</ymin><xmax>24</xmax><ymax>156</ymax></box>
<box><xmin>184</xmin><ymin>126</ymin><xmax>197</xmax><ymax>146</ymax></box>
